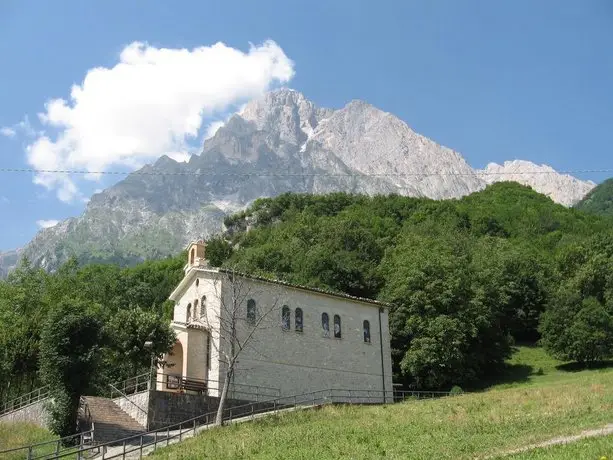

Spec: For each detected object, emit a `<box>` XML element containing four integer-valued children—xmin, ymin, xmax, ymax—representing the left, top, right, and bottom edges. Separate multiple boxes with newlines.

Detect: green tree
<box><xmin>541</xmin><ymin>296</ymin><xmax>613</xmax><ymax>363</ymax></box>
<box><xmin>104</xmin><ymin>307</ymin><xmax>176</xmax><ymax>383</ymax></box>
<box><xmin>39</xmin><ymin>300</ymin><xmax>105</xmax><ymax>438</ymax></box>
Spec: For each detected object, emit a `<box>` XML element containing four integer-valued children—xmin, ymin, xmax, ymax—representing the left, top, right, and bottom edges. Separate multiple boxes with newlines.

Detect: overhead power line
<box><xmin>0</xmin><ymin>167</ymin><xmax>611</xmax><ymax>177</ymax></box>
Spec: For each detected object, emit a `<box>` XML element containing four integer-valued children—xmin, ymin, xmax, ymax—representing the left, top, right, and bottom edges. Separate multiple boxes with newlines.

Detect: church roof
<box><xmin>216</xmin><ymin>268</ymin><xmax>390</xmax><ymax>308</ymax></box>
<box><xmin>169</xmin><ymin>266</ymin><xmax>389</xmax><ymax>308</ymax></box>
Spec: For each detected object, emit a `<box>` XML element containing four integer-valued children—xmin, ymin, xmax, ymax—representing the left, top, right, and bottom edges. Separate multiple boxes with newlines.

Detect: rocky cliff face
<box><xmin>480</xmin><ymin>160</ymin><xmax>596</xmax><ymax>207</ymax></box>
<box><xmin>0</xmin><ymin>89</ymin><xmax>596</xmax><ymax>274</ymax></box>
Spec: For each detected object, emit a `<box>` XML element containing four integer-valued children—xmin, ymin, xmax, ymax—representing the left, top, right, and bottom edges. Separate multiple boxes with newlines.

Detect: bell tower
<box><xmin>186</xmin><ymin>239</ymin><xmax>206</xmax><ymax>271</ymax></box>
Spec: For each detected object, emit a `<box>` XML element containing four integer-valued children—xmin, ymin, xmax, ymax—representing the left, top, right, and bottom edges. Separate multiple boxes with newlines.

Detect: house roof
<box><xmin>168</xmin><ymin>266</ymin><xmax>389</xmax><ymax>309</ymax></box>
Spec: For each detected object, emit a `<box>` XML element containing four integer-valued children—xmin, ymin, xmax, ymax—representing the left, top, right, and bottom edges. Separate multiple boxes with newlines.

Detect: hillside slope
<box><xmin>574</xmin><ymin>177</ymin><xmax>613</xmax><ymax>217</ymax></box>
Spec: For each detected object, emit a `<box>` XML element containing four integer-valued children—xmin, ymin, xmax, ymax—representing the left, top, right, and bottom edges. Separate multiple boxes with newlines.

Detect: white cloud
<box><xmin>167</xmin><ymin>151</ymin><xmax>191</xmax><ymax>163</ymax></box>
<box><xmin>36</xmin><ymin>219</ymin><xmax>60</xmax><ymax>229</ymax></box>
<box><xmin>1</xmin><ymin>127</ymin><xmax>16</xmax><ymax>138</ymax></box>
<box><xmin>204</xmin><ymin>120</ymin><xmax>227</xmax><ymax>140</ymax></box>
<box><xmin>23</xmin><ymin>40</ymin><xmax>294</xmax><ymax>202</ymax></box>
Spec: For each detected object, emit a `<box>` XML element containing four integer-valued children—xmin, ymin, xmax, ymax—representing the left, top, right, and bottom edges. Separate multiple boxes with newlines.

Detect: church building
<box><xmin>156</xmin><ymin>241</ymin><xmax>394</xmax><ymax>402</ymax></box>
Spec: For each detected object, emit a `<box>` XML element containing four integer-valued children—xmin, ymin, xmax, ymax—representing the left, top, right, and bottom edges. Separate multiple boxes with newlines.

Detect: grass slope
<box><xmin>152</xmin><ymin>348</ymin><xmax>613</xmax><ymax>460</ymax></box>
<box><xmin>0</xmin><ymin>422</ymin><xmax>56</xmax><ymax>460</ymax></box>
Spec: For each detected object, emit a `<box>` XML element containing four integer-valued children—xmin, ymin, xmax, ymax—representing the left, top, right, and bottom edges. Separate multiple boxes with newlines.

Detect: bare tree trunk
<box><xmin>215</xmin><ymin>367</ymin><xmax>233</xmax><ymax>426</ymax></box>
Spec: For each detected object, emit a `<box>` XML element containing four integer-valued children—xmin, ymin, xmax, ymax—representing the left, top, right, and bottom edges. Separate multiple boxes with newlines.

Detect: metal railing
<box><xmin>0</xmin><ymin>428</ymin><xmax>95</xmax><ymax>460</ymax></box>
<box><xmin>107</xmin><ymin>372</ymin><xmax>281</xmax><ymax>403</ymax></box>
<box><xmin>40</xmin><ymin>387</ymin><xmax>453</xmax><ymax>459</ymax></box>
<box><xmin>0</xmin><ymin>385</ymin><xmax>50</xmax><ymax>417</ymax></box>
<box><xmin>151</xmin><ymin>374</ymin><xmax>281</xmax><ymax>402</ymax></box>
<box><xmin>109</xmin><ymin>383</ymin><xmax>148</xmax><ymax>417</ymax></box>
<box><xmin>108</xmin><ymin>373</ymin><xmax>151</xmax><ymax>400</ymax></box>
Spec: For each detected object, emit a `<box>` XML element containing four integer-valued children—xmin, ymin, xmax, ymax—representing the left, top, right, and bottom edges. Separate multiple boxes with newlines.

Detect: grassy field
<box><xmin>151</xmin><ymin>347</ymin><xmax>613</xmax><ymax>459</ymax></box>
<box><xmin>0</xmin><ymin>422</ymin><xmax>57</xmax><ymax>460</ymax></box>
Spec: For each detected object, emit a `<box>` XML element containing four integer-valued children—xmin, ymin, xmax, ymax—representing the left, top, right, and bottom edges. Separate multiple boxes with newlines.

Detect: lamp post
<box><xmin>144</xmin><ymin>341</ymin><xmax>154</xmax><ymax>391</ymax></box>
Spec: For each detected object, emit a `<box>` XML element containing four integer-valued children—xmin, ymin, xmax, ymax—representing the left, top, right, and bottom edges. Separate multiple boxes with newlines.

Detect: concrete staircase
<box><xmin>82</xmin><ymin>396</ymin><xmax>145</xmax><ymax>445</ymax></box>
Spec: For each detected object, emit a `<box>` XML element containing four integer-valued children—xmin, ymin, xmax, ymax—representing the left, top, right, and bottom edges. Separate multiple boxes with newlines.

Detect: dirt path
<box><xmin>484</xmin><ymin>423</ymin><xmax>613</xmax><ymax>458</ymax></box>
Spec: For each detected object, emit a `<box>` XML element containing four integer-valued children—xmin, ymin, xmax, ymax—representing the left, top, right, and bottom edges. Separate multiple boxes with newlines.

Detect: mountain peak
<box><xmin>237</xmin><ymin>87</ymin><xmax>332</xmax><ymax>146</ymax></box>
<box><xmin>480</xmin><ymin>160</ymin><xmax>595</xmax><ymax>206</ymax></box>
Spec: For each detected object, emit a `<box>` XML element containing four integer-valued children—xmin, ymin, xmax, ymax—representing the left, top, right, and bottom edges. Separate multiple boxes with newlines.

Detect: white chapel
<box><xmin>156</xmin><ymin>241</ymin><xmax>394</xmax><ymax>402</ymax></box>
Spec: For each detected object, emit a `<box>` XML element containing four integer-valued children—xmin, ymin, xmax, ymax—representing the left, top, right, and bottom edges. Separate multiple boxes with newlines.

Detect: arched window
<box><xmin>186</xmin><ymin>303</ymin><xmax>192</xmax><ymax>322</ymax></box>
<box><xmin>200</xmin><ymin>295</ymin><xmax>207</xmax><ymax>317</ymax></box>
<box><xmin>195</xmin><ymin>278</ymin><xmax>199</xmax><ymax>287</ymax></box>
<box><xmin>190</xmin><ymin>248</ymin><xmax>195</xmax><ymax>265</ymax></box>
<box><xmin>322</xmin><ymin>313</ymin><xmax>330</xmax><ymax>337</ymax></box>
<box><xmin>281</xmin><ymin>306</ymin><xmax>290</xmax><ymax>331</ymax></box>
<box><xmin>193</xmin><ymin>300</ymin><xmax>199</xmax><ymax>320</ymax></box>
<box><xmin>247</xmin><ymin>299</ymin><xmax>256</xmax><ymax>324</ymax></box>
<box><xmin>334</xmin><ymin>315</ymin><xmax>341</xmax><ymax>339</ymax></box>
<box><xmin>295</xmin><ymin>308</ymin><xmax>303</xmax><ymax>332</ymax></box>
<box><xmin>363</xmin><ymin>320</ymin><xmax>371</xmax><ymax>343</ymax></box>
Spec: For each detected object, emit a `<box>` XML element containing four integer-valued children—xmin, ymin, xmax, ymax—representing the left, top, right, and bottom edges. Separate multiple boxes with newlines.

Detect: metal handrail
<box><xmin>108</xmin><ymin>383</ymin><xmax>148</xmax><ymax>416</ymax></box>
<box><xmin>152</xmin><ymin>374</ymin><xmax>281</xmax><ymax>401</ymax></box>
<box><xmin>46</xmin><ymin>387</ymin><xmax>454</xmax><ymax>459</ymax></box>
<box><xmin>109</xmin><ymin>373</ymin><xmax>151</xmax><ymax>399</ymax></box>
<box><xmin>0</xmin><ymin>385</ymin><xmax>50</xmax><ymax>417</ymax></box>
<box><xmin>0</xmin><ymin>428</ymin><xmax>94</xmax><ymax>458</ymax></box>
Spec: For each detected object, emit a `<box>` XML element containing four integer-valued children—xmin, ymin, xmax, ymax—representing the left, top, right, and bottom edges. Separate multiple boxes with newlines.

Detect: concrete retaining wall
<box><xmin>146</xmin><ymin>390</ymin><xmax>279</xmax><ymax>430</ymax></box>
<box><xmin>0</xmin><ymin>399</ymin><xmax>50</xmax><ymax>428</ymax></box>
<box><xmin>112</xmin><ymin>391</ymin><xmax>149</xmax><ymax>429</ymax></box>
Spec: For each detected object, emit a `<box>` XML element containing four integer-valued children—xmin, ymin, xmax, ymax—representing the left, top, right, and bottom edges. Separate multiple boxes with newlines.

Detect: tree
<box><xmin>380</xmin><ymin>232</ymin><xmax>513</xmax><ymax>389</ymax></box>
<box><xmin>39</xmin><ymin>300</ymin><xmax>105</xmax><ymax>438</ymax></box>
<box><xmin>541</xmin><ymin>295</ymin><xmax>613</xmax><ymax>364</ymax></box>
<box><xmin>198</xmin><ymin>269</ymin><xmax>280</xmax><ymax>426</ymax></box>
<box><xmin>104</xmin><ymin>307</ymin><xmax>176</xmax><ymax>383</ymax></box>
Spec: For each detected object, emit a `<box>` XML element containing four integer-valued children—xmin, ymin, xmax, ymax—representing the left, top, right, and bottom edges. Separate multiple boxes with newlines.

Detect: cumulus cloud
<box><xmin>24</xmin><ymin>40</ymin><xmax>294</xmax><ymax>202</ymax></box>
<box><xmin>36</xmin><ymin>219</ymin><xmax>60</xmax><ymax>229</ymax></box>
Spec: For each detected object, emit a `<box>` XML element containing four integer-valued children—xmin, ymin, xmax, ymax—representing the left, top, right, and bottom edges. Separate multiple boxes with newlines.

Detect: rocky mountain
<box><xmin>575</xmin><ymin>178</ymin><xmax>613</xmax><ymax>217</ymax></box>
<box><xmin>479</xmin><ymin>160</ymin><xmax>596</xmax><ymax>207</ymax></box>
<box><xmin>0</xmin><ymin>89</ymin><xmax>596</xmax><ymax>275</ymax></box>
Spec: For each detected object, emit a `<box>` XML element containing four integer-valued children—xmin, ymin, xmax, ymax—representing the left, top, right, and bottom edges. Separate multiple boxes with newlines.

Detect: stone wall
<box><xmin>0</xmin><ymin>399</ymin><xmax>50</xmax><ymax>428</ymax></box>
<box><xmin>112</xmin><ymin>390</ymin><xmax>149</xmax><ymax>428</ymax></box>
<box><xmin>146</xmin><ymin>390</ymin><xmax>279</xmax><ymax>430</ymax></box>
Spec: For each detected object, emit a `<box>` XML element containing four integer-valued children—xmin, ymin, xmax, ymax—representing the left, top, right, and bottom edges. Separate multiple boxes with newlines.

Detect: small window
<box><xmin>247</xmin><ymin>299</ymin><xmax>256</xmax><ymax>324</ymax></box>
<box><xmin>201</xmin><ymin>295</ymin><xmax>207</xmax><ymax>317</ymax></box>
<box><xmin>322</xmin><ymin>313</ymin><xmax>330</xmax><ymax>337</ymax></box>
<box><xmin>190</xmin><ymin>248</ymin><xmax>195</xmax><ymax>265</ymax></box>
<box><xmin>334</xmin><ymin>315</ymin><xmax>341</xmax><ymax>339</ymax></box>
<box><xmin>186</xmin><ymin>303</ymin><xmax>192</xmax><ymax>322</ymax></box>
<box><xmin>195</xmin><ymin>278</ymin><xmax>199</xmax><ymax>287</ymax></box>
<box><xmin>281</xmin><ymin>306</ymin><xmax>290</xmax><ymax>331</ymax></box>
<box><xmin>295</xmin><ymin>308</ymin><xmax>303</xmax><ymax>332</ymax></box>
<box><xmin>363</xmin><ymin>320</ymin><xmax>371</xmax><ymax>343</ymax></box>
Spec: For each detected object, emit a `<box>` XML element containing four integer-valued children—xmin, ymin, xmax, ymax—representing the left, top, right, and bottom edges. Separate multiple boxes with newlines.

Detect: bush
<box><xmin>450</xmin><ymin>386</ymin><xmax>464</xmax><ymax>396</ymax></box>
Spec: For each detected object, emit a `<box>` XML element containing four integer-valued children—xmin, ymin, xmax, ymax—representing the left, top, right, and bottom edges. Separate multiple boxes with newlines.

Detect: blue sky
<box><xmin>0</xmin><ymin>0</ymin><xmax>612</xmax><ymax>250</ymax></box>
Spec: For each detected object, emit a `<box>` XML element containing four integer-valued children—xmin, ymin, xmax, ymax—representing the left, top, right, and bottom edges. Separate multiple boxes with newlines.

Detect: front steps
<box><xmin>82</xmin><ymin>396</ymin><xmax>145</xmax><ymax>445</ymax></box>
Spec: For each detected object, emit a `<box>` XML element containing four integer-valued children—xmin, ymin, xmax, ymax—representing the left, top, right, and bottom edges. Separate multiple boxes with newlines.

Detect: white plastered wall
<box><xmin>217</xmin><ymin>276</ymin><xmax>394</xmax><ymax>401</ymax></box>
